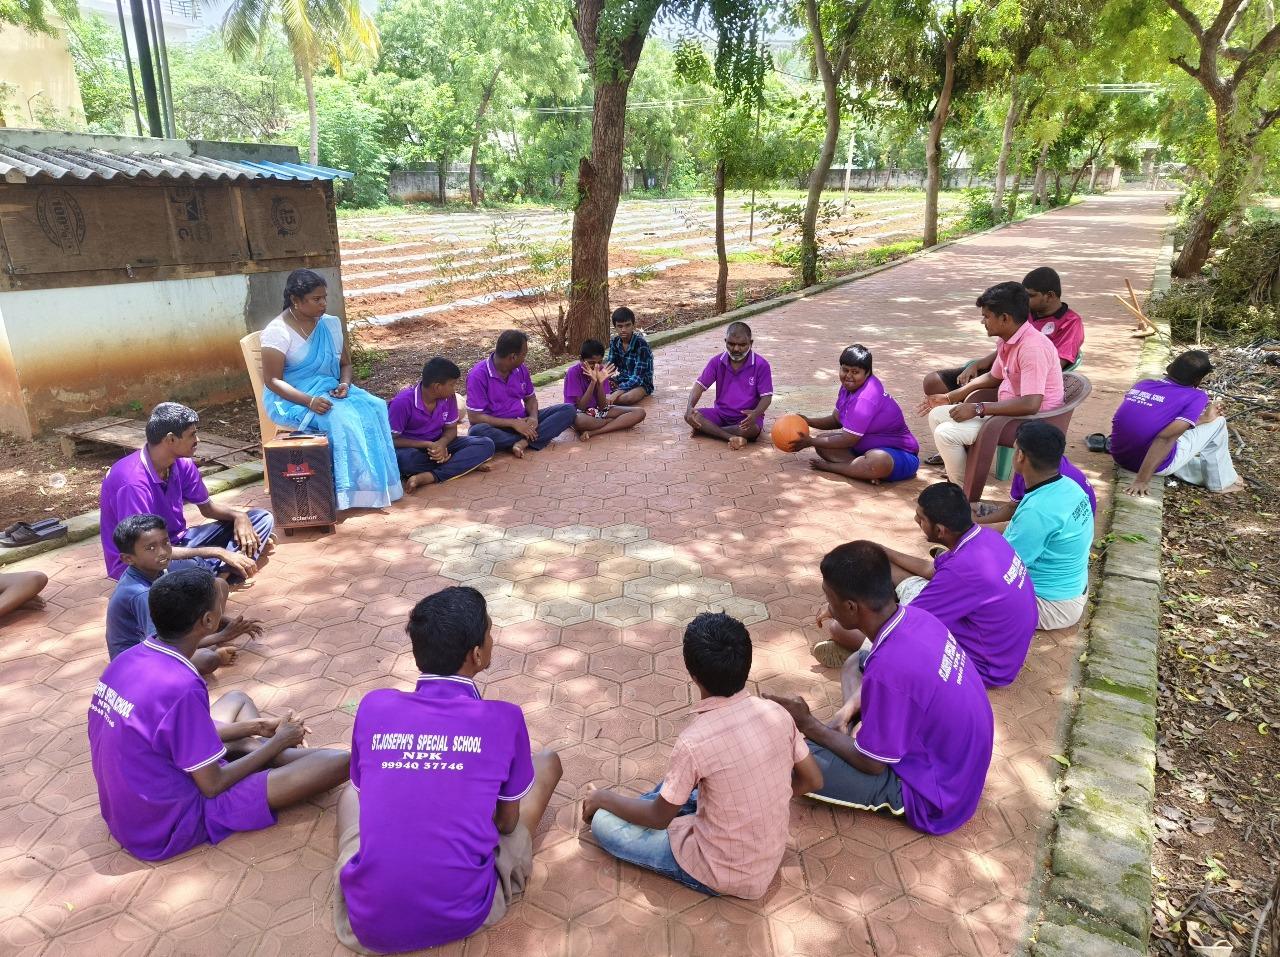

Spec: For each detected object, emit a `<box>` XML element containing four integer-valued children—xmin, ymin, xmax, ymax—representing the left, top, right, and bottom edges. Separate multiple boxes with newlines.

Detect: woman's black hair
<box><xmin>839</xmin><ymin>343</ymin><xmax>873</xmax><ymax>373</ymax></box>
<box><xmin>283</xmin><ymin>269</ymin><xmax>327</xmax><ymax>311</ymax></box>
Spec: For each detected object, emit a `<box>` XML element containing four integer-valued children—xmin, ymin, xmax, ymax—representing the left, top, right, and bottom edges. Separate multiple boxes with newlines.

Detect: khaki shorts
<box><xmin>332</xmin><ymin>818</ymin><xmax>533</xmax><ymax>954</ymax></box>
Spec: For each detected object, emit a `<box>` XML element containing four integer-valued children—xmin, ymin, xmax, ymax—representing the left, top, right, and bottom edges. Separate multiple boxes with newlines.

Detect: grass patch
<box><xmin>725</xmin><ymin>249</ymin><xmax>770</xmax><ymax>264</ymax></box>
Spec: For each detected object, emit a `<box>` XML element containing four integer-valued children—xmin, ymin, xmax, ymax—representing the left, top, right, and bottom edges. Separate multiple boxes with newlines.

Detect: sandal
<box><xmin>1085</xmin><ymin>433</ymin><xmax>1110</xmax><ymax>453</ymax></box>
<box><xmin>923</xmin><ymin>453</ymin><xmax>944</xmax><ymax>467</ymax></box>
<box><xmin>0</xmin><ymin>519</ymin><xmax>68</xmax><ymax>547</ymax></box>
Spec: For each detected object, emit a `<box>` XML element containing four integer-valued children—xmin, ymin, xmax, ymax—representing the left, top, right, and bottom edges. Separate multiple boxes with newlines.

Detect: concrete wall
<box><xmin>0</xmin><ymin>21</ymin><xmax>84</xmax><ymax>127</ymax></box>
<box><xmin>389</xmin><ymin>166</ymin><xmax>483</xmax><ymax>204</ymax></box>
<box><xmin>0</xmin><ymin>265</ymin><xmax>343</xmax><ymax>437</ymax></box>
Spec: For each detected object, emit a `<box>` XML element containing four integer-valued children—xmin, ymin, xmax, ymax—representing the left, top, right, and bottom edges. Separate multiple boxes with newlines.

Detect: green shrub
<box><xmin>958</xmin><ymin>188</ymin><xmax>997</xmax><ymax>231</ymax></box>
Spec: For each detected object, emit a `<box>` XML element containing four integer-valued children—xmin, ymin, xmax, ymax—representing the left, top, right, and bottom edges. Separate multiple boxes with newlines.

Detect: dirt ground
<box><xmin>1150</xmin><ymin>341</ymin><xmax>1280</xmax><ymax>956</ymax></box>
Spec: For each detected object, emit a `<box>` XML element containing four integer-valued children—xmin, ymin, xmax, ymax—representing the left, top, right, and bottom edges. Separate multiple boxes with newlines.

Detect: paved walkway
<box><xmin>0</xmin><ymin>192</ymin><xmax>1171</xmax><ymax>957</ymax></box>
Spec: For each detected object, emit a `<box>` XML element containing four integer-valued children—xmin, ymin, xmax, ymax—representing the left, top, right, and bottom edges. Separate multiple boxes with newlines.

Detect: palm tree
<box><xmin>219</xmin><ymin>0</ymin><xmax>378</xmax><ymax>164</ymax></box>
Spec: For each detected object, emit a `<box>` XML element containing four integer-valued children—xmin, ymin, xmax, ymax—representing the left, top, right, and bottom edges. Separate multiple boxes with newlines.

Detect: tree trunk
<box><xmin>564</xmin><ymin>80</ymin><xmax>634</xmax><ymax>347</ymax></box>
<box><xmin>437</xmin><ymin>156</ymin><xmax>448</xmax><ymax>207</ymax></box>
<box><xmin>1172</xmin><ymin>145</ymin><xmax>1250</xmax><ymax>277</ymax></box>
<box><xmin>1087</xmin><ymin>162</ymin><xmax>1100</xmax><ymax>192</ymax></box>
<box><xmin>923</xmin><ymin>35</ymin><xmax>958</xmax><ymax>248</ymax></box>
<box><xmin>1053</xmin><ymin>170</ymin><xmax>1062</xmax><ymax>203</ymax></box>
<box><xmin>801</xmin><ymin>0</ymin><xmax>844</xmax><ymax>287</ymax></box>
<box><xmin>303</xmin><ymin>64</ymin><xmax>318</xmax><ymax>166</ymax></box>
<box><xmin>1031</xmin><ymin>140</ymin><xmax>1049</xmax><ymax>206</ymax></box>
<box><xmin>714</xmin><ymin>157</ymin><xmax>728</xmax><ymax>315</ymax></box>
<box><xmin>992</xmin><ymin>88</ymin><xmax>1019</xmax><ymax>221</ymax></box>
<box><xmin>469</xmin><ymin>69</ymin><xmax>500</xmax><ymax>207</ymax></box>
<box><xmin>1006</xmin><ymin>161</ymin><xmax>1023</xmax><ymax>221</ymax></box>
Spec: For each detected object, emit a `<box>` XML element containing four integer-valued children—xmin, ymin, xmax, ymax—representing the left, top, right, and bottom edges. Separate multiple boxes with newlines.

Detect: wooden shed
<box><xmin>0</xmin><ymin>129</ymin><xmax>352</xmax><ymax>438</ymax></box>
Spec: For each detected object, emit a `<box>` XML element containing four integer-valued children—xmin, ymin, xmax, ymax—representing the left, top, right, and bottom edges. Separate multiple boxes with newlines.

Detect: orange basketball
<box><xmin>771</xmin><ymin>413</ymin><xmax>810</xmax><ymax>452</ymax></box>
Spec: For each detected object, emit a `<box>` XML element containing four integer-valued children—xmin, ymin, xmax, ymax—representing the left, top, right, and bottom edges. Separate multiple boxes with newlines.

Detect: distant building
<box><xmin>0</xmin><ymin>17</ymin><xmax>85</xmax><ymax>128</ymax></box>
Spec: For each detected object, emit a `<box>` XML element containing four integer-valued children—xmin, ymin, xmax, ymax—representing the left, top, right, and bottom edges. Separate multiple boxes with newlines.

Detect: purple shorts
<box><xmin>203</xmin><ymin>768</ymin><xmax>276</xmax><ymax>845</ymax></box>
<box><xmin>697</xmin><ymin>407</ymin><xmax>763</xmax><ymax>430</ymax></box>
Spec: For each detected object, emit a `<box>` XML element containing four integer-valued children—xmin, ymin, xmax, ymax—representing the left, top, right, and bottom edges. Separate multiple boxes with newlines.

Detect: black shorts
<box><xmin>932</xmin><ymin>365</ymin><xmax>968</xmax><ymax>393</ymax></box>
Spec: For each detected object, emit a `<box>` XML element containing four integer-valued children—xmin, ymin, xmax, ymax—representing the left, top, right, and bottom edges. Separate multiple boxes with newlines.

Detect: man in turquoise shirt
<box><xmin>1004</xmin><ymin>422</ymin><xmax>1093</xmax><ymax>630</ymax></box>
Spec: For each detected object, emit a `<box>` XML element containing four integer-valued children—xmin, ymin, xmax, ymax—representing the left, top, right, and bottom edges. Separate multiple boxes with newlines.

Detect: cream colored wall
<box><xmin>0</xmin><ymin>21</ymin><xmax>84</xmax><ymax>128</ymax></box>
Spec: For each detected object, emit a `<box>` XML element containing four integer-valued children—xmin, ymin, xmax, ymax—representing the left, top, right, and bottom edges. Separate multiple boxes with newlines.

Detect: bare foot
<box><xmin>477</xmin><ymin>463</ymin><xmax>492</xmax><ymax>472</ymax></box>
<box><xmin>22</xmin><ymin>595</ymin><xmax>46</xmax><ymax>611</ymax></box>
<box><xmin>217</xmin><ymin>646</ymin><xmax>239</xmax><ymax>667</ymax></box>
<box><xmin>512</xmin><ymin>440</ymin><xmax>529</xmax><ymax>459</ymax></box>
<box><xmin>1212</xmin><ymin>480</ymin><xmax>1245</xmax><ymax>494</ymax></box>
<box><xmin>728</xmin><ymin>435</ymin><xmax>747</xmax><ymax>451</ymax></box>
<box><xmin>405</xmin><ymin>473</ymin><xmax>437</xmax><ymax>493</ymax></box>
<box><xmin>577</xmin><ymin>430</ymin><xmax>591</xmax><ymax>442</ymax></box>
<box><xmin>809</xmin><ymin>458</ymin><xmax>834</xmax><ymax>473</ymax></box>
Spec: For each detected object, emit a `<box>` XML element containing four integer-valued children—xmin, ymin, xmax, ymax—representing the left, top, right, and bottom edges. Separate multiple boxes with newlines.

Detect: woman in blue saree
<box><xmin>260</xmin><ymin>269</ymin><xmax>403</xmax><ymax>510</ymax></box>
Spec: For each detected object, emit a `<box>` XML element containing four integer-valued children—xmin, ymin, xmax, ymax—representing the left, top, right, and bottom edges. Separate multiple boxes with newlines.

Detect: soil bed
<box><xmin>1150</xmin><ymin>340</ymin><xmax>1280</xmax><ymax>956</ymax></box>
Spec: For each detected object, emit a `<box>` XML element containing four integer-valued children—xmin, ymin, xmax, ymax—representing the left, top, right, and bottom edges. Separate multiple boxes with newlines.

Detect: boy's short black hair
<box><xmin>146</xmin><ymin>402</ymin><xmax>199</xmax><ymax>445</ymax></box>
<box><xmin>112</xmin><ymin>514</ymin><xmax>168</xmax><ymax>554</ymax></box>
<box><xmin>1014</xmin><ymin>421</ymin><xmax>1066</xmax><ymax>470</ymax></box>
<box><xmin>839</xmin><ymin>343</ymin><xmax>873</xmax><ymax>373</ymax></box>
<box><xmin>1166</xmin><ymin>349</ymin><xmax>1213</xmax><ymax>387</ymax></box>
<box><xmin>1021</xmin><ymin>266</ymin><xmax>1062</xmax><ymax>297</ymax></box>
<box><xmin>421</xmin><ymin>356</ymin><xmax>461</xmax><ymax>386</ymax></box>
<box><xmin>408</xmin><ymin>586</ymin><xmax>488</xmax><ymax>675</ymax></box>
<box><xmin>975</xmin><ymin>282</ymin><xmax>1030</xmax><ymax>325</ymax></box>
<box><xmin>682</xmin><ymin>612</ymin><xmax>751</xmax><ymax>697</ymax></box>
<box><xmin>580</xmin><ymin>338</ymin><xmax>605</xmax><ymax>360</ymax></box>
<box><xmin>725</xmin><ymin>320</ymin><xmax>752</xmax><ymax>339</ymax></box>
<box><xmin>917</xmin><ymin>482</ymin><xmax>974</xmax><ymax>534</ymax></box>
<box><xmin>495</xmin><ymin>329</ymin><xmax>528</xmax><ymax>358</ymax></box>
<box><xmin>611</xmin><ymin>306</ymin><xmax>636</xmax><ymax>326</ymax></box>
<box><xmin>149</xmin><ymin>568</ymin><xmax>219</xmax><ymax>642</ymax></box>
<box><xmin>820</xmin><ymin>541</ymin><xmax>896</xmax><ymax>609</ymax></box>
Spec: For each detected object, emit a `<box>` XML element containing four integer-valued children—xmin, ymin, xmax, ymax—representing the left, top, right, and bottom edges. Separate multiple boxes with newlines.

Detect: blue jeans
<box><xmin>179</xmin><ymin>508</ymin><xmax>275</xmax><ymax>580</ymax></box>
<box><xmin>395</xmin><ymin>436</ymin><xmax>495</xmax><ymax>482</ymax></box>
<box><xmin>469</xmin><ymin>404</ymin><xmax>576</xmax><ymax>452</ymax></box>
<box><xmin>589</xmin><ymin>785</ymin><xmax>718</xmax><ymax>895</ymax></box>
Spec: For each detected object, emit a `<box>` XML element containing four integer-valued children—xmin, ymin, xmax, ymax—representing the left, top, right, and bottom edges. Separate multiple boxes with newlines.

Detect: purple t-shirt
<box><xmin>465</xmin><ymin>355</ymin><xmax>535</xmax><ymax>420</ymax></box>
<box><xmin>1110</xmin><ymin>378</ymin><xmax>1209</xmax><ymax>473</ymax></box>
<box><xmin>340</xmin><ymin>675</ymin><xmax>536</xmax><ymax>953</ymax></box>
<box><xmin>834</xmin><ymin>375</ymin><xmax>920</xmax><ymax>455</ymax></box>
<box><xmin>911</xmin><ymin>526</ymin><xmax>1038</xmax><ymax>687</ymax></box>
<box><xmin>855</xmin><ymin>605</ymin><xmax>994</xmax><ymax>835</ymax></box>
<box><xmin>696</xmin><ymin>352</ymin><xmax>773</xmax><ymax>421</ymax></box>
<box><xmin>100</xmin><ymin>449</ymin><xmax>211</xmax><ymax>579</ymax></box>
<box><xmin>388</xmin><ymin>385</ymin><xmax>459</xmax><ymax>442</ymax></box>
<box><xmin>87</xmin><ymin>639</ymin><xmax>233</xmax><ymax>860</ymax></box>
<box><xmin>1011</xmin><ymin>456</ymin><xmax>1096</xmax><ymax>514</ymax></box>
<box><xmin>564</xmin><ymin>362</ymin><xmax>611</xmax><ymax>411</ymax></box>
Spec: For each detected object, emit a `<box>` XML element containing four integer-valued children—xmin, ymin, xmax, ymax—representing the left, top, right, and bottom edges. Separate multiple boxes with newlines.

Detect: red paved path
<box><xmin>0</xmin><ymin>192</ymin><xmax>1170</xmax><ymax>956</ymax></box>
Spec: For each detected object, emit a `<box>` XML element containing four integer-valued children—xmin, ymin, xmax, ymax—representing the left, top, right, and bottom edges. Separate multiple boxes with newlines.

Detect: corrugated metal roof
<box><xmin>0</xmin><ymin>145</ymin><xmax>353</xmax><ymax>184</ymax></box>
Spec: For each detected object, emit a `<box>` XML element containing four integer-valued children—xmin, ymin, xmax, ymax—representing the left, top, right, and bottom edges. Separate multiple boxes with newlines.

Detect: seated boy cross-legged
<box><xmin>584</xmin><ymin>612</ymin><xmax>823</xmax><ymax>899</ymax></box>
<box><xmin>105</xmin><ymin>514</ymin><xmax>262</xmax><ymax>675</ymax></box>
<box><xmin>685</xmin><ymin>321</ymin><xmax>774</xmax><ymax>451</ymax></box>
<box><xmin>767</xmin><ymin>542</ymin><xmax>994</xmax><ymax>836</ymax></box>
<box><xmin>565</xmin><ymin>339</ymin><xmax>646</xmax><ymax>440</ymax></box>
<box><xmin>334</xmin><ymin>586</ymin><xmax>563</xmax><ymax>954</ymax></box>
<box><xmin>390</xmin><ymin>357</ymin><xmax>496</xmax><ymax>492</ymax></box>
<box><xmin>88</xmin><ymin>568</ymin><xmax>350</xmax><ymax>862</ymax></box>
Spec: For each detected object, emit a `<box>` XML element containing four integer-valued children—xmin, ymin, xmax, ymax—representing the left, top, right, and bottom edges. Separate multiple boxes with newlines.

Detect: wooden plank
<box><xmin>0</xmin><ymin>253</ymin><xmax>338</xmax><ymax>292</ymax></box>
<box><xmin>239</xmin><ymin>181</ymin><xmax>336</xmax><ymax>261</ymax></box>
<box><xmin>53</xmin><ymin>415</ymin><xmax>133</xmax><ymax>437</ymax></box>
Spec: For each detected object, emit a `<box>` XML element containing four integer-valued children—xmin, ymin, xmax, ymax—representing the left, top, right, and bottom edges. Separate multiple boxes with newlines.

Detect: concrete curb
<box><xmin>1028</xmin><ymin>227</ymin><xmax>1175</xmax><ymax>955</ymax></box>
<box><xmin>0</xmin><ymin>462</ymin><xmax>265</xmax><ymax>568</ymax></box>
<box><xmin>3</xmin><ymin>198</ymin><xmax>1081</xmax><ymax>567</ymax></box>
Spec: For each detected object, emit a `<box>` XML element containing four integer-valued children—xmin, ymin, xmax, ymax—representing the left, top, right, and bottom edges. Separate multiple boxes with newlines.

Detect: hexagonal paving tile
<box><xmin>678</xmin><ymin>577</ymin><xmax>734</xmax><ymax>602</ymax></box>
<box><xmin>503</xmin><ymin>523</ymin><xmax>555</xmax><ymax>543</ymax></box>
<box><xmin>490</xmin><ymin>557</ymin><xmax>548</xmax><ymax>581</ymax></box>
<box><xmin>565</xmin><ymin>575</ymin><xmax>623</xmax><ymax>603</ymax></box>
<box><xmin>408</xmin><ymin>524</ymin><xmax>459</xmax><ymax>545</ymax></box>
<box><xmin>622</xmin><ymin>576</ymin><xmax>680</xmax><ymax>603</ymax></box>
<box><xmin>572</xmin><ymin>540</ymin><xmax>625</xmax><ymax>562</ymax></box>
<box><xmin>485</xmin><ymin>596</ymin><xmax>537</xmax><ymax>628</ymax></box>
<box><xmin>439</xmin><ymin>557</ymin><xmax>497</xmax><ymax>582</ymax></box>
<box><xmin>551</xmin><ymin>524</ymin><xmax>600</xmax><ymax>544</ymax></box>
<box><xmin>651</xmin><ymin>596</ymin><xmax>710</xmax><ymax>626</ymax></box>
<box><xmin>419</xmin><ymin>540</ymin><xmax>477</xmax><ymax>562</ymax></box>
<box><xmin>649</xmin><ymin>557</ymin><xmax>702</xmax><ymax>581</ymax></box>
<box><xmin>470</xmin><ymin>539</ymin><xmax>527</xmax><ymax>563</ymax></box>
<box><xmin>597</xmin><ymin>556</ymin><xmax>652</xmax><ymax>581</ymax></box>
<box><xmin>512</xmin><ymin>575</ymin><xmax>571</xmax><ymax>603</ymax></box>
<box><xmin>708</xmin><ymin>595</ymin><xmax>771</xmax><ymax>625</ymax></box>
<box><xmin>453</xmin><ymin>523</ymin><xmax>507</xmax><ymax>544</ymax></box>
<box><xmin>535</xmin><ymin>596</ymin><xmax>594</xmax><ymax>628</ymax></box>
<box><xmin>624</xmin><ymin>540</ymin><xmax>675</xmax><ymax>562</ymax></box>
<box><xmin>600</xmin><ymin>523</ymin><xmax>649</xmax><ymax>543</ymax></box>
<box><xmin>462</xmin><ymin>575</ymin><xmax>515</xmax><ymax>600</ymax></box>
<box><xmin>524</xmin><ymin>539</ymin><xmax>576</xmax><ymax>561</ymax></box>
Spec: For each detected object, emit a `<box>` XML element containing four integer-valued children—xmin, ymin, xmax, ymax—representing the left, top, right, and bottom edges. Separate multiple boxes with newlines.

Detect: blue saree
<box><xmin>263</xmin><ymin>315</ymin><xmax>403</xmax><ymax>510</ymax></box>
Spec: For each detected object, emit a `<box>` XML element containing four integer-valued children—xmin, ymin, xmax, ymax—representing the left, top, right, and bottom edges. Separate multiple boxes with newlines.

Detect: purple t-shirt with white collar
<box><xmin>340</xmin><ymin>675</ymin><xmax>536</xmax><ymax>953</ymax></box>
<box><xmin>88</xmin><ymin>639</ymin><xmax>237</xmax><ymax>860</ymax></box>
<box><xmin>696</xmin><ymin>351</ymin><xmax>773</xmax><ymax>420</ymax></box>
<box><xmin>911</xmin><ymin>526</ymin><xmax>1038</xmax><ymax>687</ymax></box>
<box><xmin>1110</xmin><ymin>377</ymin><xmax>1210</xmax><ymax>473</ymax></box>
<box><xmin>388</xmin><ymin>385</ymin><xmax>459</xmax><ymax>442</ymax></box>
<box><xmin>564</xmin><ymin>362</ymin><xmax>611</xmax><ymax>411</ymax></box>
<box><xmin>100</xmin><ymin>449</ymin><xmax>211</xmax><ymax>579</ymax></box>
<box><xmin>465</xmin><ymin>355</ymin><xmax>535</xmax><ymax>420</ymax></box>
<box><xmin>834</xmin><ymin>375</ymin><xmax>919</xmax><ymax>454</ymax></box>
<box><xmin>1010</xmin><ymin>455</ymin><xmax>1097</xmax><ymax>514</ymax></box>
<box><xmin>855</xmin><ymin>604</ymin><xmax>994</xmax><ymax>835</ymax></box>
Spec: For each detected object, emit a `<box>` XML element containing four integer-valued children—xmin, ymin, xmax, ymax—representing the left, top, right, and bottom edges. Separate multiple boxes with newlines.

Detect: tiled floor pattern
<box><xmin>0</xmin><ymin>193</ymin><xmax>1172</xmax><ymax>956</ymax></box>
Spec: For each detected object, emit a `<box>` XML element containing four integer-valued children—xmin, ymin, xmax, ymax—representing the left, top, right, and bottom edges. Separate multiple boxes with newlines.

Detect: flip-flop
<box><xmin>923</xmin><ymin>453</ymin><xmax>944</xmax><ymax>467</ymax></box>
<box><xmin>3</xmin><ymin>518</ymin><xmax>60</xmax><ymax>537</ymax></box>
<box><xmin>1085</xmin><ymin>433</ymin><xmax>1110</xmax><ymax>453</ymax></box>
<box><xmin>0</xmin><ymin>520</ymin><xmax>67</xmax><ymax>547</ymax></box>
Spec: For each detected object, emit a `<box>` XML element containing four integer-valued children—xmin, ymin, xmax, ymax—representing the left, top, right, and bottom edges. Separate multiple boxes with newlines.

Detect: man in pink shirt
<box><xmin>583</xmin><ymin>612</ymin><xmax>823</xmax><ymax>899</ymax></box>
<box><xmin>917</xmin><ymin>282</ymin><xmax>1064</xmax><ymax>485</ymax></box>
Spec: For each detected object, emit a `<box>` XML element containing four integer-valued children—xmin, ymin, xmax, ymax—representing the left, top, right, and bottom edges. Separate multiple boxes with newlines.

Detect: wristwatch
<box><xmin>974</xmin><ymin>402</ymin><xmax>986</xmax><ymax>418</ymax></box>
